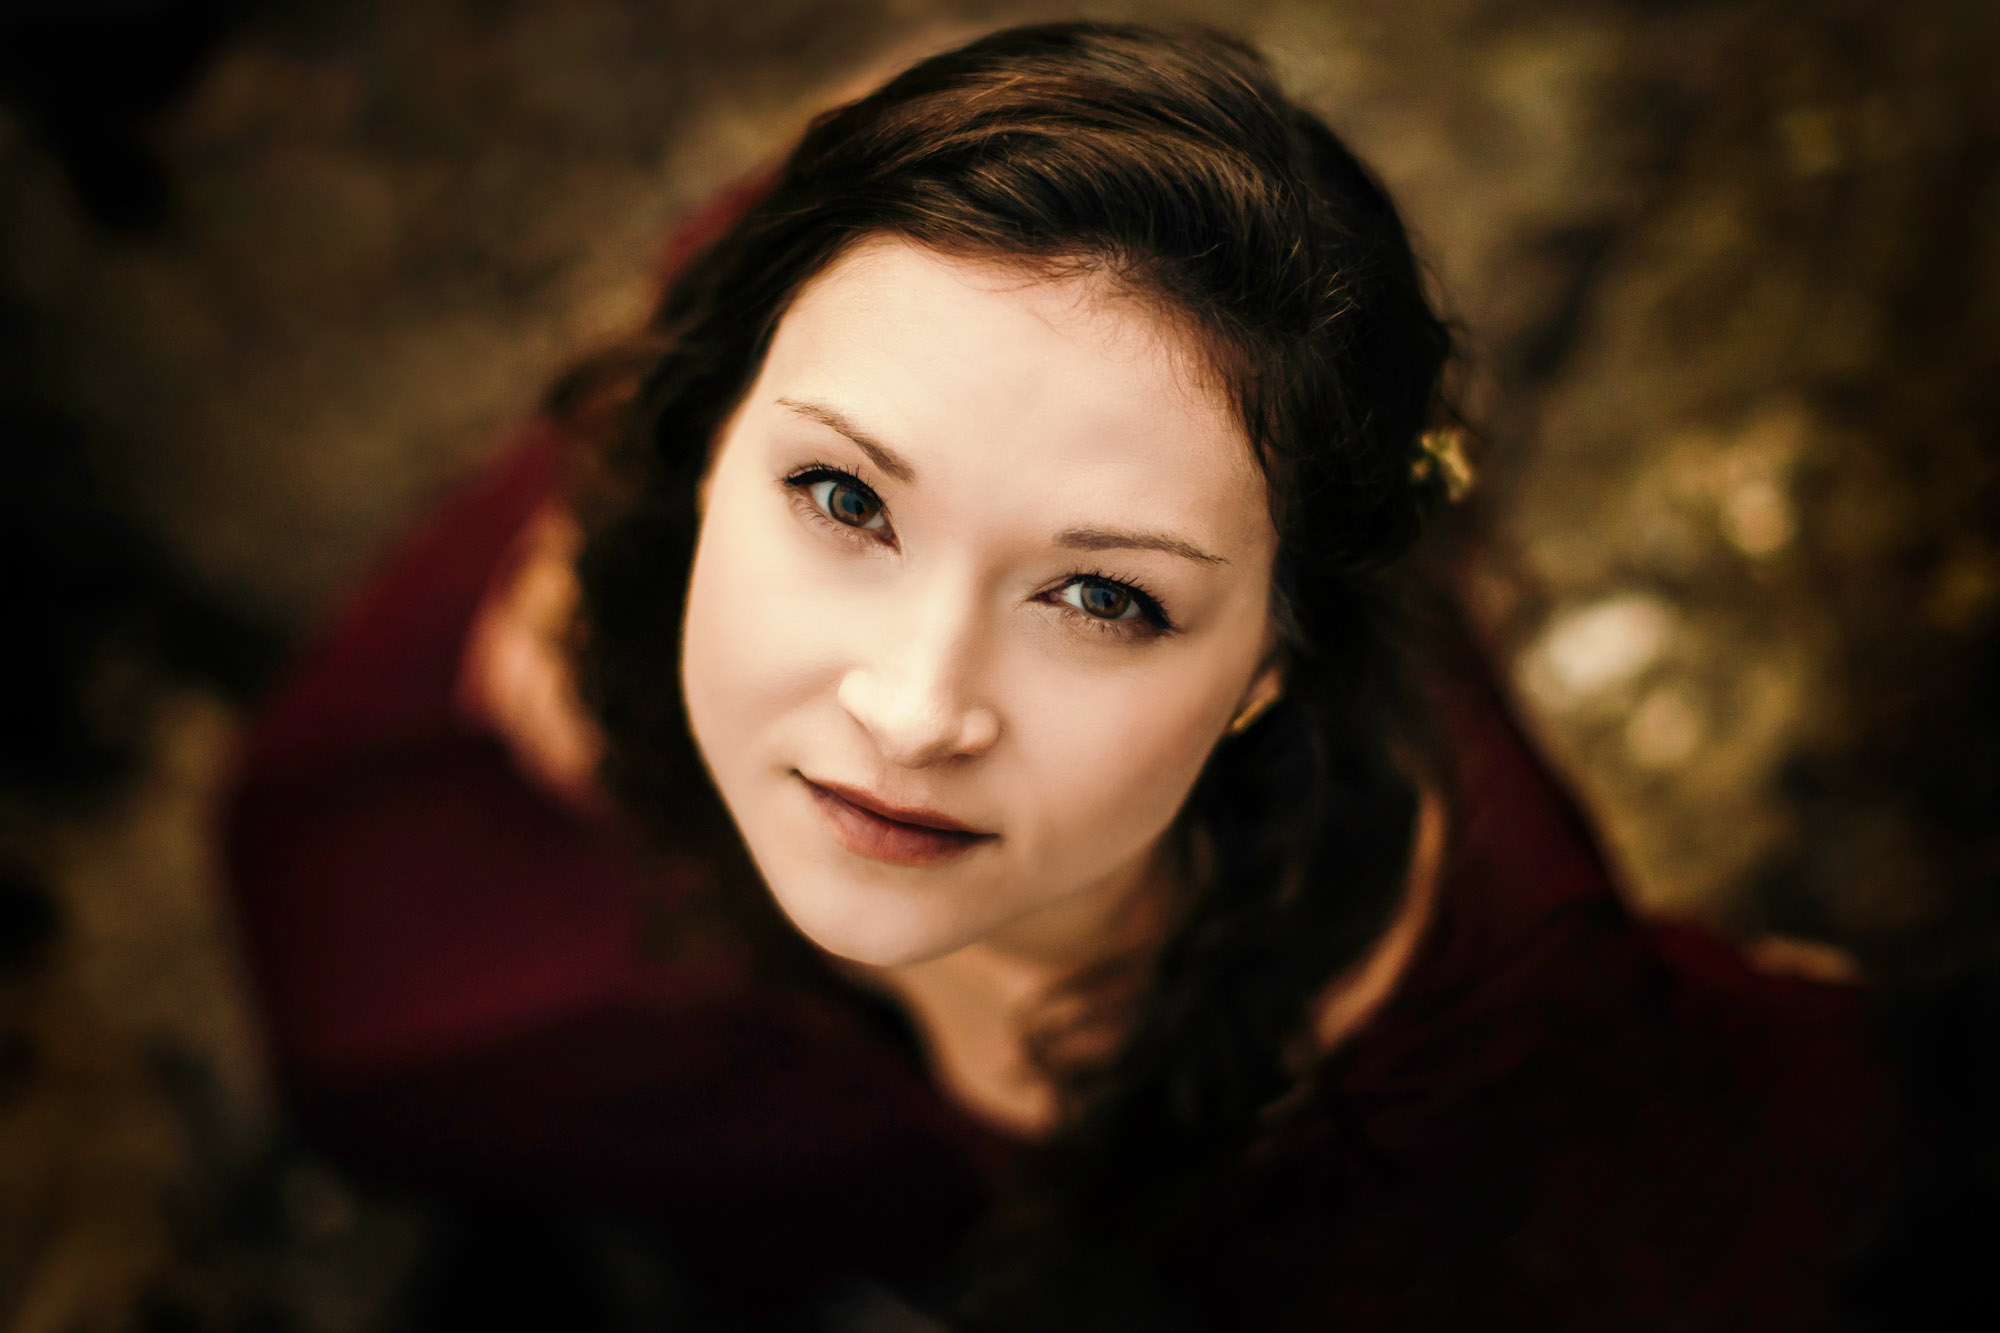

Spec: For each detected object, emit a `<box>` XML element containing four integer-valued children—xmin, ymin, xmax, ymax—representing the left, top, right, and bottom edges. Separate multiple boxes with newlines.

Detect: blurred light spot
<box><xmin>1626</xmin><ymin>683</ymin><xmax>1704</xmax><ymax>768</ymax></box>
<box><xmin>1666</xmin><ymin>403</ymin><xmax>1807</xmax><ymax>559</ymax></box>
<box><xmin>1720</xmin><ymin>476</ymin><xmax>1795</xmax><ymax>556</ymax></box>
<box><xmin>1744</xmin><ymin>936</ymin><xmax>1862</xmax><ymax>984</ymax></box>
<box><xmin>1527</xmin><ymin>594</ymin><xmax>1677</xmax><ymax>703</ymax></box>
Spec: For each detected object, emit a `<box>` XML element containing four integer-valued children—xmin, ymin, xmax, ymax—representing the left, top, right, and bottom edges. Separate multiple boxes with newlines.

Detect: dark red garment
<box><xmin>1169</xmin><ymin>664</ymin><xmax>1895</xmax><ymax>1330</ymax></box>
<box><xmin>224</xmin><ymin>426</ymin><xmax>1893</xmax><ymax>1328</ymax></box>
<box><xmin>223</xmin><ymin>194</ymin><xmax>1894</xmax><ymax>1329</ymax></box>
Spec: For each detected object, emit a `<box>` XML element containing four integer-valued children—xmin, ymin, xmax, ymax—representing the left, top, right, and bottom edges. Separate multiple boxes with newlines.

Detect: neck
<box><xmin>835</xmin><ymin>834</ymin><xmax>1185</xmax><ymax>1138</ymax></box>
<box><xmin>843</xmin><ymin>792</ymin><xmax>1444</xmax><ymax>1140</ymax></box>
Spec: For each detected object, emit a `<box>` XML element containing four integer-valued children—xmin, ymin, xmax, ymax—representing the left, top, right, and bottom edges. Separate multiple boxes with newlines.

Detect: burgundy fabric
<box><xmin>222</xmin><ymin>186</ymin><xmax>1895</xmax><ymax>1326</ymax></box>
<box><xmin>224</xmin><ymin>425</ymin><xmax>1893</xmax><ymax>1326</ymax></box>
<box><xmin>1165</xmin><ymin>661</ymin><xmax>1894</xmax><ymax>1331</ymax></box>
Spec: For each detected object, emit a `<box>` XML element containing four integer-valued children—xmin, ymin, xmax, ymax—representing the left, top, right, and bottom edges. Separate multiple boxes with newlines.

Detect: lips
<box><xmin>800</xmin><ymin>775</ymin><xmax>996</xmax><ymax>866</ymax></box>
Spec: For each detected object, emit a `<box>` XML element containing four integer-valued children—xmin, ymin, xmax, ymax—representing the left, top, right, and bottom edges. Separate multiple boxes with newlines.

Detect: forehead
<box><xmin>757</xmin><ymin>236</ymin><xmax>1272</xmax><ymax>551</ymax></box>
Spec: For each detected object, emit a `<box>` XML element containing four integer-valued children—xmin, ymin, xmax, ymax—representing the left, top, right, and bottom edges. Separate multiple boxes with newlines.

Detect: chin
<box><xmin>762</xmin><ymin>870</ymin><xmax>980</xmax><ymax>969</ymax></box>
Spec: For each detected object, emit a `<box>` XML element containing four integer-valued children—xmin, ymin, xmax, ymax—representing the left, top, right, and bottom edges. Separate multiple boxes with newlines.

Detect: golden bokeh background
<box><xmin>2</xmin><ymin>0</ymin><xmax>1994</xmax><ymax>1326</ymax></box>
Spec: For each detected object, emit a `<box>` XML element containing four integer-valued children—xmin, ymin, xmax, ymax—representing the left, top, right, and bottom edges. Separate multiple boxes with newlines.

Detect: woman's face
<box><xmin>681</xmin><ymin>237</ymin><xmax>1281</xmax><ymax>968</ymax></box>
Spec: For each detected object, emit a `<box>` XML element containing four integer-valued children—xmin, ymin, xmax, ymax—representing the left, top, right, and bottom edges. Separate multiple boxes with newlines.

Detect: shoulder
<box><xmin>1178</xmin><ymin>908</ymin><xmax>1897</xmax><ymax>1332</ymax></box>
<box><xmin>1176</xmin><ymin>618</ymin><xmax>1903</xmax><ymax>1327</ymax></box>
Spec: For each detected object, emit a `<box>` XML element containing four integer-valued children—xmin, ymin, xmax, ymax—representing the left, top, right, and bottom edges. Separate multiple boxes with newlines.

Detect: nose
<box><xmin>837</xmin><ymin>591</ymin><xmax>1001</xmax><ymax>768</ymax></box>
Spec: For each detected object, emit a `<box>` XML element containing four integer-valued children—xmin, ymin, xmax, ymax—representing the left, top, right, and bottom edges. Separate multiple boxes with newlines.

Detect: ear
<box><xmin>1237</xmin><ymin>659</ymin><xmax>1284</xmax><ymax>714</ymax></box>
<box><xmin>1242</xmin><ymin>617</ymin><xmax>1286</xmax><ymax>711</ymax></box>
<box><xmin>1226</xmin><ymin>658</ymin><xmax>1286</xmax><ymax>736</ymax></box>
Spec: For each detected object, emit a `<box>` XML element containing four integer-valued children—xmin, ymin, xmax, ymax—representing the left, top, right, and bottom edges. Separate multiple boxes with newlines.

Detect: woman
<box><xmin>228</xmin><ymin>22</ymin><xmax>1893</xmax><ymax>1330</ymax></box>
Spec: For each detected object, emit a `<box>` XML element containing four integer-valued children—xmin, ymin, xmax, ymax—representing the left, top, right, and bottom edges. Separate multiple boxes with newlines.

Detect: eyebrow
<box><xmin>777</xmin><ymin>397</ymin><xmax>917</xmax><ymax>484</ymax></box>
<box><xmin>776</xmin><ymin>395</ymin><xmax>1229</xmax><ymax>568</ymax></box>
<box><xmin>1055</xmin><ymin>526</ymin><xmax>1228</xmax><ymax>567</ymax></box>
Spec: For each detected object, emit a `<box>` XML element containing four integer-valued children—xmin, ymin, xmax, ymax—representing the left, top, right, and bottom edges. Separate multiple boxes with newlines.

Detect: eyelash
<box><xmin>780</xmin><ymin>462</ymin><xmax>1179</xmax><ymax>640</ymax></box>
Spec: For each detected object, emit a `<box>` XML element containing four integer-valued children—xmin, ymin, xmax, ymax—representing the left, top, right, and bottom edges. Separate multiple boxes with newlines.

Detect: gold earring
<box><xmin>1411</xmin><ymin>426</ymin><xmax>1477</xmax><ymax>503</ymax></box>
<box><xmin>1226</xmin><ymin>690</ymin><xmax>1282</xmax><ymax>737</ymax></box>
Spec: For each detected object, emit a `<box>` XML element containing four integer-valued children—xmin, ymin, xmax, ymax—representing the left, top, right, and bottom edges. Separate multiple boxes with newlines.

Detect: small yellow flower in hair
<box><xmin>1411</xmin><ymin>426</ymin><xmax>1477</xmax><ymax>503</ymax></box>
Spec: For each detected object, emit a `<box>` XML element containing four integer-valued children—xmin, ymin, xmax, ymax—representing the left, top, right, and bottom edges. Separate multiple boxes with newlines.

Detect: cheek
<box><xmin>681</xmin><ymin>488</ymin><xmax>822</xmax><ymax>763</ymax></box>
<box><xmin>684</xmin><ymin>474</ymin><xmax>916</xmax><ymax>779</ymax></box>
<box><xmin>1007</xmin><ymin>647</ymin><xmax>1241</xmax><ymax>870</ymax></box>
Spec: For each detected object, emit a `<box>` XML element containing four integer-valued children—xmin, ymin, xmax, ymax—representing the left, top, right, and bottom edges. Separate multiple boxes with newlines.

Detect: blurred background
<box><xmin>1</xmin><ymin>0</ymin><xmax>1994</xmax><ymax>1328</ymax></box>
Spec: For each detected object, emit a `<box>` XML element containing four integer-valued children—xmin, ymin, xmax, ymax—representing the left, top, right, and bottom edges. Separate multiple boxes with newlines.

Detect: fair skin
<box><xmin>680</xmin><ymin>238</ymin><xmax>1284</xmax><ymax>971</ymax></box>
<box><xmin>679</xmin><ymin>236</ymin><xmax>1379</xmax><ymax>1132</ymax></box>
<box><xmin>461</xmin><ymin>236</ymin><xmax>1445</xmax><ymax>1135</ymax></box>
<box><xmin>461</xmin><ymin>237</ymin><xmax>1865</xmax><ymax>1136</ymax></box>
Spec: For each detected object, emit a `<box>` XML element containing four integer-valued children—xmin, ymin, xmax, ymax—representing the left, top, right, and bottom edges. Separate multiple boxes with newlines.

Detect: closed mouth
<box><xmin>799</xmin><ymin>774</ymin><xmax>997</xmax><ymax>866</ymax></box>
<box><xmin>800</xmin><ymin>776</ymin><xmax>992</xmax><ymax>836</ymax></box>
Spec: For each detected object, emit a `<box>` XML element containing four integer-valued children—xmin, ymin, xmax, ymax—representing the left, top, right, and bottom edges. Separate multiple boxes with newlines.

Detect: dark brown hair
<box><xmin>568</xmin><ymin>19</ymin><xmax>1454</xmax><ymax>1322</ymax></box>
